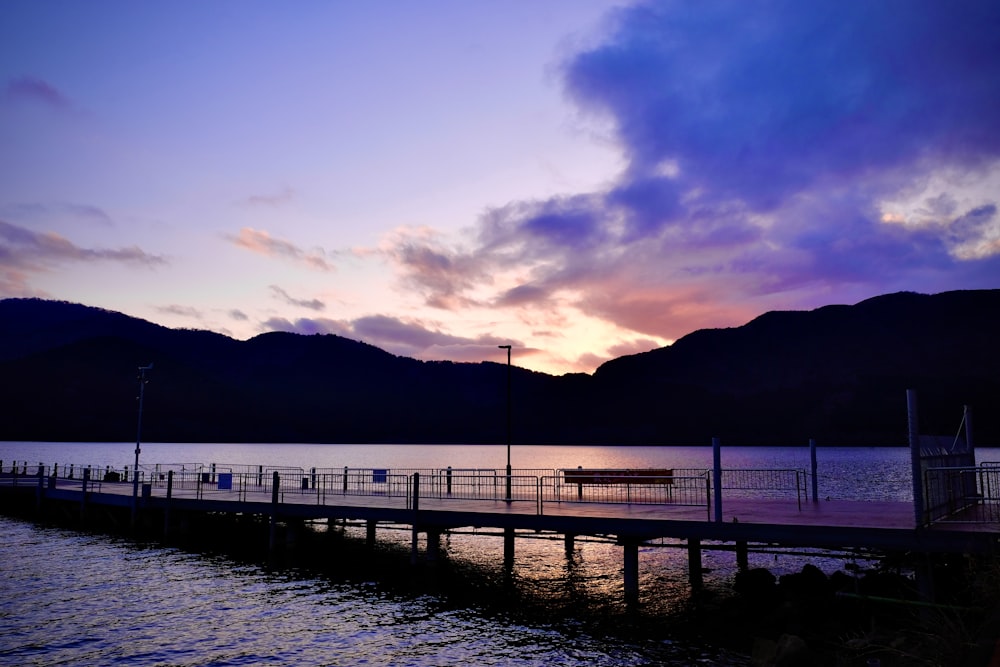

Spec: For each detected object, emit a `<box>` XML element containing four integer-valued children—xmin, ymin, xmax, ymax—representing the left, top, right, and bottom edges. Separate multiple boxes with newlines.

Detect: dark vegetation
<box><xmin>1</xmin><ymin>289</ymin><xmax>998</xmax><ymax>445</ymax></box>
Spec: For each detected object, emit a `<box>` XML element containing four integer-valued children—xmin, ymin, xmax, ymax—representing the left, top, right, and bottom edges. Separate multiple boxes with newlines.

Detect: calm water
<box><xmin>3</xmin><ymin>443</ymin><xmax>992</xmax><ymax>666</ymax></box>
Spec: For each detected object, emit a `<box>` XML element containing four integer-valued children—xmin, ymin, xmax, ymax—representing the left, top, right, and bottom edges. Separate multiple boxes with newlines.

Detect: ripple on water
<box><xmin>0</xmin><ymin>516</ymin><xmax>749</xmax><ymax>666</ymax></box>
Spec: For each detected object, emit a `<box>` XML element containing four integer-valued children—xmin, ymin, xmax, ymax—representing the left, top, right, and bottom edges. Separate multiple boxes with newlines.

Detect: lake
<box><xmin>2</xmin><ymin>442</ymin><xmax>992</xmax><ymax>666</ymax></box>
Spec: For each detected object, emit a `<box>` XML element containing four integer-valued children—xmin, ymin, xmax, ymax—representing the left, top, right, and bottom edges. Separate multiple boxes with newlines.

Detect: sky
<box><xmin>2</xmin><ymin>0</ymin><xmax>999</xmax><ymax>376</ymax></box>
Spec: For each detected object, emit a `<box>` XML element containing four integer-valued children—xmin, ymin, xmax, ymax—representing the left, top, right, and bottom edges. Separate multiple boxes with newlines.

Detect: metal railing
<box><xmin>923</xmin><ymin>463</ymin><xmax>1000</xmax><ymax>524</ymax></box>
<box><xmin>13</xmin><ymin>462</ymin><xmax>819</xmax><ymax>518</ymax></box>
<box><xmin>717</xmin><ymin>468</ymin><xmax>807</xmax><ymax>509</ymax></box>
<box><xmin>543</xmin><ymin>472</ymin><xmax>712</xmax><ymax>518</ymax></box>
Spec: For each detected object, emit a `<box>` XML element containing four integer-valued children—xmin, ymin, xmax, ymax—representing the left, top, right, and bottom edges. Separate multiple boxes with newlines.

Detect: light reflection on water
<box><xmin>0</xmin><ymin>517</ymin><xmax>742</xmax><ymax>666</ymax></box>
<box><xmin>4</xmin><ymin>443</ymin><xmax>987</xmax><ymax>665</ymax></box>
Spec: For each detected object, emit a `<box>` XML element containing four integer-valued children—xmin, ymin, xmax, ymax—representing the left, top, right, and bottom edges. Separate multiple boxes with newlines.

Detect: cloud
<box><xmin>226</xmin><ymin>227</ymin><xmax>335</xmax><ymax>271</ymax></box>
<box><xmin>564</xmin><ymin>2</ymin><xmax>1000</xmax><ymax>204</ymax></box>
<box><xmin>268</xmin><ymin>285</ymin><xmax>325</xmax><ymax>311</ymax></box>
<box><xmin>263</xmin><ymin>313</ymin><xmax>523</xmax><ymax>365</ymax></box>
<box><xmin>0</xmin><ymin>218</ymin><xmax>167</xmax><ymax>298</ymax></box>
<box><xmin>5</xmin><ymin>76</ymin><xmax>72</xmax><ymax>110</ymax></box>
<box><xmin>376</xmin><ymin>0</ymin><xmax>1000</xmax><ymax>349</ymax></box>
<box><xmin>156</xmin><ymin>304</ymin><xmax>202</xmax><ymax>319</ymax></box>
<box><xmin>262</xmin><ymin>316</ymin><xmax>352</xmax><ymax>338</ymax></box>
<box><xmin>0</xmin><ymin>219</ymin><xmax>166</xmax><ymax>268</ymax></box>
<box><xmin>65</xmin><ymin>204</ymin><xmax>114</xmax><ymax>226</ymax></box>
<box><xmin>0</xmin><ymin>202</ymin><xmax>114</xmax><ymax>226</ymax></box>
<box><xmin>377</xmin><ymin>226</ymin><xmax>486</xmax><ymax>310</ymax></box>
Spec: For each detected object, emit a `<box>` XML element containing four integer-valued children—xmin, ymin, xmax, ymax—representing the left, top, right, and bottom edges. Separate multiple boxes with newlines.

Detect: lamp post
<box><xmin>132</xmin><ymin>363</ymin><xmax>153</xmax><ymax>528</ymax></box>
<box><xmin>498</xmin><ymin>345</ymin><xmax>511</xmax><ymax>502</ymax></box>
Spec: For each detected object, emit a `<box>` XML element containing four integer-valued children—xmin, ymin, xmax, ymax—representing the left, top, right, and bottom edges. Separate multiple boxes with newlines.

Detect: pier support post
<box><xmin>564</xmin><ymin>533</ymin><xmax>575</xmax><ymax>555</ymax></box>
<box><xmin>623</xmin><ymin>539</ymin><xmax>639</xmax><ymax>605</ymax></box>
<box><xmin>80</xmin><ymin>466</ymin><xmax>90</xmax><ymax>522</ymax></box>
<box><xmin>411</xmin><ymin>527</ymin><xmax>421</xmax><ymax>565</ymax></box>
<box><xmin>269</xmin><ymin>471</ymin><xmax>280</xmax><ymax>557</ymax></box>
<box><xmin>426</xmin><ymin>529</ymin><xmax>441</xmax><ymax>564</ymax></box>
<box><xmin>286</xmin><ymin>519</ymin><xmax>301</xmax><ymax>550</ymax></box>
<box><xmin>503</xmin><ymin>527</ymin><xmax>515</xmax><ymax>571</ymax></box>
<box><xmin>35</xmin><ymin>463</ymin><xmax>44</xmax><ymax>513</ymax></box>
<box><xmin>366</xmin><ymin>520</ymin><xmax>377</xmax><ymax>547</ymax></box>
<box><xmin>410</xmin><ymin>472</ymin><xmax>421</xmax><ymax>565</ymax></box>
<box><xmin>164</xmin><ymin>470</ymin><xmax>173</xmax><ymax>538</ymax></box>
<box><xmin>688</xmin><ymin>538</ymin><xmax>703</xmax><ymax>591</ymax></box>
<box><xmin>325</xmin><ymin>518</ymin><xmax>341</xmax><ymax>542</ymax></box>
<box><xmin>736</xmin><ymin>541</ymin><xmax>749</xmax><ymax>573</ymax></box>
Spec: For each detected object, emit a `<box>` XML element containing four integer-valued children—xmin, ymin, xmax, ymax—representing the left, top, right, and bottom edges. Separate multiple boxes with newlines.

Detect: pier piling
<box><xmin>164</xmin><ymin>470</ymin><xmax>173</xmax><ymax>538</ymax></box>
<box><xmin>503</xmin><ymin>527</ymin><xmax>515</xmax><ymax>571</ymax></box>
<box><xmin>269</xmin><ymin>471</ymin><xmax>279</xmax><ymax>556</ymax></box>
<box><xmin>688</xmin><ymin>538</ymin><xmax>703</xmax><ymax>591</ymax></box>
<box><xmin>426</xmin><ymin>529</ymin><xmax>441</xmax><ymax>564</ymax></box>
<box><xmin>623</xmin><ymin>539</ymin><xmax>639</xmax><ymax>605</ymax></box>
<box><xmin>736</xmin><ymin>541</ymin><xmax>749</xmax><ymax>572</ymax></box>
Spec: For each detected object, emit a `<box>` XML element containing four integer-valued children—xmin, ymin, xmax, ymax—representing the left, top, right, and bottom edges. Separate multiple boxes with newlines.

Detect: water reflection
<box><xmin>0</xmin><ymin>516</ymin><xmax>749</xmax><ymax>666</ymax></box>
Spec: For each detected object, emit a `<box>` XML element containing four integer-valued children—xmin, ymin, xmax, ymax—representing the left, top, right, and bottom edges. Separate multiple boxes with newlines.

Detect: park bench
<box><xmin>563</xmin><ymin>468</ymin><xmax>674</xmax><ymax>501</ymax></box>
<box><xmin>563</xmin><ymin>468</ymin><xmax>674</xmax><ymax>485</ymax></box>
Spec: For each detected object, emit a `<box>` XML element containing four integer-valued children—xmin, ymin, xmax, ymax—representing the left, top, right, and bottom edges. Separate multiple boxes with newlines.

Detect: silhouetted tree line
<box><xmin>1</xmin><ymin>290</ymin><xmax>997</xmax><ymax>446</ymax></box>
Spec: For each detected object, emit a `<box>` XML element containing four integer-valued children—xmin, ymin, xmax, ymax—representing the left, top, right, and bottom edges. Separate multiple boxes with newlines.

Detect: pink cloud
<box><xmin>226</xmin><ymin>227</ymin><xmax>334</xmax><ymax>271</ymax></box>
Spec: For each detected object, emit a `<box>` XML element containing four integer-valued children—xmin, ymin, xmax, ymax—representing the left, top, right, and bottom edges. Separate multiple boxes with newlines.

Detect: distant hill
<box><xmin>1</xmin><ymin>290</ymin><xmax>998</xmax><ymax>445</ymax></box>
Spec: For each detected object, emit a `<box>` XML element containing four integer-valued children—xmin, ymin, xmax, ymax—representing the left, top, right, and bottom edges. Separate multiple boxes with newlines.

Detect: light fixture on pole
<box><xmin>498</xmin><ymin>345</ymin><xmax>511</xmax><ymax>502</ymax></box>
<box><xmin>132</xmin><ymin>363</ymin><xmax>153</xmax><ymax>528</ymax></box>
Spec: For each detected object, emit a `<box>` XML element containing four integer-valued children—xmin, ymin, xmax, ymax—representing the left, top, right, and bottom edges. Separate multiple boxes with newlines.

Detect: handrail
<box><xmin>924</xmin><ymin>464</ymin><xmax>997</xmax><ymax>524</ymax></box>
<box><xmin>716</xmin><ymin>468</ymin><xmax>807</xmax><ymax>510</ymax></box>
<box><xmin>25</xmin><ymin>464</ymin><xmax>815</xmax><ymax>519</ymax></box>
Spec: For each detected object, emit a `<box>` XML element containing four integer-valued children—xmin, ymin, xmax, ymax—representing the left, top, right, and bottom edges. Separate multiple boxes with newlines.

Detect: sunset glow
<box><xmin>2</xmin><ymin>1</ymin><xmax>998</xmax><ymax>375</ymax></box>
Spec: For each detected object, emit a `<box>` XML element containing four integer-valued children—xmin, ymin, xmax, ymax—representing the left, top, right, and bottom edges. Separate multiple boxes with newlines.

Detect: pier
<box><xmin>3</xmin><ymin>454</ymin><xmax>1000</xmax><ymax>605</ymax></box>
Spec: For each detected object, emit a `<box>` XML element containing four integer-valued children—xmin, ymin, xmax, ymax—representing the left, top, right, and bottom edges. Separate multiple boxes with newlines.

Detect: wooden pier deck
<box><xmin>4</xmin><ymin>467</ymin><xmax>1000</xmax><ymax>603</ymax></box>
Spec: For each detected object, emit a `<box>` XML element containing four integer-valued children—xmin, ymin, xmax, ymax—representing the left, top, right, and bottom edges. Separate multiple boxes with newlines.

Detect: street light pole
<box><xmin>132</xmin><ymin>363</ymin><xmax>153</xmax><ymax>528</ymax></box>
<box><xmin>498</xmin><ymin>345</ymin><xmax>511</xmax><ymax>502</ymax></box>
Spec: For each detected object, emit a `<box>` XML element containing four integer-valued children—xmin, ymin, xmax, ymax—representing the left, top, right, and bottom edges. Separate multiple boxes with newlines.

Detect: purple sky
<box><xmin>2</xmin><ymin>1</ymin><xmax>998</xmax><ymax>375</ymax></box>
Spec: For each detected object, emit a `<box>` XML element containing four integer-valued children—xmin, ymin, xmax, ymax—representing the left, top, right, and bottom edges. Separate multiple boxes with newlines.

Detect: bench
<box><xmin>563</xmin><ymin>468</ymin><xmax>674</xmax><ymax>485</ymax></box>
<box><xmin>563</xmin><ymin>468</ymin><xmax>674</xmax><ymax>501</ymax></box>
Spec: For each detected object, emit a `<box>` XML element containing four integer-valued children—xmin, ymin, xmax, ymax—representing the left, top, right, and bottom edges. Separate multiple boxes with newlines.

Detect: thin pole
<box><xmin>809</xmin><ymin>438</ymin><xmax>819</xmax><ymax>502</ymax></box>
<box><xmin>908</xmin><ymin>389</ymin><xmax>924</xmax><ymax>526</ymax></box>
<box><xmin>131</xmin><ymin>363</ymin><xmax>153</xmax><ymax>529</ymax></box>
<box><xmin>499</xmin><ymin>345</ymin><xmax>512</xmax><ymax>502</ymax></box>
<box><xmin>964</xmin><ymin>404</ymin><xmax>974</xmax><ymax>454</ymax></box>
<box><xmin>712</xmin><ymin>437</ymin><xmax>722</xmax><ymax>522</ymax></box>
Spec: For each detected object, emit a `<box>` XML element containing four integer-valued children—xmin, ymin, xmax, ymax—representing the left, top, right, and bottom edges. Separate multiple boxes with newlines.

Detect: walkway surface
<box><xmin>12</xmin><ymin>474</ymin><xmax>997</xmax><ymax>554</ymax></box>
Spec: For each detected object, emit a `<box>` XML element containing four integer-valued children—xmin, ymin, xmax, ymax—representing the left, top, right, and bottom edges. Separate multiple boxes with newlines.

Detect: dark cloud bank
<box><xmin>385</xmin><ymin>0</ymin><xmax>1000</xmax><ymax>356</ymax></box>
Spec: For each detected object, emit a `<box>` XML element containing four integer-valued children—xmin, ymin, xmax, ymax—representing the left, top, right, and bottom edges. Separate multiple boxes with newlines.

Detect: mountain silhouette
<box><xmin>1</xmin><ymin>290</ymin><xmax>997</xmax><ymax>445</ymax></box>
